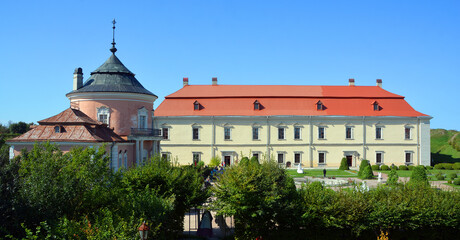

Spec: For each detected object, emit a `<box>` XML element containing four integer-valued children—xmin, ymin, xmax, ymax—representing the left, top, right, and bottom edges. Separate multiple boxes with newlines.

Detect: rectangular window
<box><xmin>253</xmin><ymin>153</ymin><xmax>259</xmax><ymax>160</ymax></box>
<box><xmin>252</xmin><ymin>127</ymin><xmax>259</xmax><ymax>140</ymax></box>
<box><xmin>278</xmin><ymin>127</ymin><xmax>285</xmax><ymax>140</ymax></box>
<box><xmin>162</xmin><ymin>128</ymin><xmax>169</xmax><ymax>140</ymax></box>
<box><xmin>139</xmin><ymin>115</ymin><xmax>146</xmax><ymax>128</ymax></box>
<box><xmin>192</xmin><ymin>128</ymin><xmax>199</xmax><ymax>140</ymax></box>
<box><xmin>98</xmin><ymin>114</ymin><xmax>108</xmax><ymax>125</ymax></box>
<box><xmin>376</xmin><ymin>127</ymin><xmax>382</xmax><ymax>139</ymax></box>
<box><xmin>405</xmin><ymin>127</ymin><xmax>411</xmax><ymax>140</ymax></box>
<box><xmin>224</xmin><ymin>127</ymin><xmax>231</xmax><ymax>140</ymax></box>
<box><xmin>318</xmin><ymin>152</ymin><xmax>325</xmax><ymax>164</ymax></box>
<box><xmin>294</xmin><ymin>153</ymin><xmax>301</xmax><ymax>164</ymax></box>
<box><xmin>405</xmin><ymin>152</ymin><xmax>412</xmax><ymax>164</ymax></box>
<box><xmin>193</xmin><ymin>153</ymin><xmax>200</xmax><ymax>165</ymax></box>
<box><xmin>277</xmin><ymin>153</ymin><xmax>284</xmax><ymax>164</ymax></box>
<box><xmin>294</xmin><ymin>127</ymin><xmax>301</xmax><ymax>140</ymax></box>
<box><xmin>318</xmin><ymin>127</ymin><xmax>325</xmax><ymax>139</ymax></box>
<box><xmin>376</xmin><ymin>152</ymin><xmax>383</xmax><ymax>164</ymax></box>
<box><xmin>346</xmin><ymin>127</ymin><xmax>352</xmax><ymax>139</ymax></box>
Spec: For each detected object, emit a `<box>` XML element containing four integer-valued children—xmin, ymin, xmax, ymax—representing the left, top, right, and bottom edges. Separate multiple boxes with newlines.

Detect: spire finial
<box><xmin>110</xmin><ymin>19</ymin><xmax>117</xmax><ymax>53</ymax></box>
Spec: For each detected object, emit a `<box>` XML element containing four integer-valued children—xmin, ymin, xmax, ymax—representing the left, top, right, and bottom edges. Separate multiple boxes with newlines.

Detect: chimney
<box><xmin>73</xmin><ymin>68</ymin><xmax>83</xmax><ymax>90</ymax></box>
<box><xmin>183</xmin><ymin>77</ymin><xmax>189</xmax><ymax>87</ymax></box>
<box><xmin>212</xmin><ymin>77</ymin><xmax>218</xmax><ymax>85</ymax></box>
<box><xmin>348</xmin><ymin>78</ymin><xmax>355</xmax><ymax>86</ymax></box>
<box><xmin>376</xmin><ymin>79</ymin><xmax>382</xmax><ymax>88</ymax></box>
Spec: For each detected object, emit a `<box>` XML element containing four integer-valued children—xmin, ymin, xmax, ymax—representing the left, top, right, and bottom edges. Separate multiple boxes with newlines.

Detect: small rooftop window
<box><xmin>372</xmin><ymin>101</ymin><xmax>380</xmax><ymax>111</ymax></box>
<box><xmin>193</xmin><ymin>101</ymin><xmax>201</xmax><ymax>111</ymax></box>
<box><xmin>54</xmin><ymin>126</ymin><xmax>63</xmax><ymax>133</ymax></box>
<box><xmin>316</xmin><ymin>100</ymin><xmax>324</xmax><ymax>111</ymax></box>
<box><xmin>253</xmin><ymin>100</ymin><xmax>260</xmax><ymax>110</ymax></box>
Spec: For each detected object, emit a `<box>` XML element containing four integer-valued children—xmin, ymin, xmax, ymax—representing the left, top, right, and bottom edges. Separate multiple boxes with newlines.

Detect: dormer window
<box><xmin>254</xmin><ymin>100</ymin><xmax>260</xmax><ymax>110</ymax></box>
<box><xmin>54</xmin><ymin>126</ymin><xmax>62</xmax><ymax>133</ymax></box>
<box><xmin>372</xmin><ymin>101</ymin><xmax>380</xmax><ymax>111</ymax></box>
<box><xmin>193</xmin><ymin>101</ymin><xmax>201</xmax><ymax>111</ymax></box>
<box><xmin>316</xmin><ymin>100</ymin><xmax>324</xmax><ymax>111</ymax></box>
<box><xmin>97</xmin><ymin>106</ymin><xmax>110</xmax><ymax>125</ymax></box>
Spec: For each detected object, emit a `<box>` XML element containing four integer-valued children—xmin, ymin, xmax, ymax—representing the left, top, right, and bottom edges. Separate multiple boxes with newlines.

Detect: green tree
<box><xmin>339</xmin><ymin>157</ymin><xmax>349</xmax><ymax>170</ymax></box>
<box><xmin>212</xmin><ymin>160</ymin><xmax>299</xmax><ymax>239</ymax></box>
<box><xmin>386</xmin><ymin>168</ymin><xmax>399</xmax><ymax>186</ymax></box>
<box><xmin>408</xmin><ymin>165</ymin><xmax>429</xmax><ymax>186</ymax></box>
<box><xmin>358</xmin><ymin>160</ymin><xmax>373</xmax><ymax>179</ymax></box>
<box><xmin>9</xmin><ymin>121</ymin><xmax>31</xmax><ymax>134</ymax></box>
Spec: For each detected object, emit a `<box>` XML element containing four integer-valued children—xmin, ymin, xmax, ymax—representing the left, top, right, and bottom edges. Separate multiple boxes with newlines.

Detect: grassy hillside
<box><xmin>431</xmin><ymin>129</ymin><xmax>460</xmax><ymax>164</ymax></box>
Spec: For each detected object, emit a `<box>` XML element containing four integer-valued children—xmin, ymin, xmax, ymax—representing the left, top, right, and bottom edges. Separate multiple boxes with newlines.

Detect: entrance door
<box><xmin>224</xmin><ymin>156</ymin><xmax>231</xmax><ymax>166</ymax></box>
<box><xmin>346</xmin><ymin>155</ymin><xmax>353</xmax><ymax>167</ymax></box>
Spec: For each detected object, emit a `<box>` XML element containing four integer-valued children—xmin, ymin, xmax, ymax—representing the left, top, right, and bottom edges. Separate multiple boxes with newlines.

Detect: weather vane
<box><xmin>110</xmin><ymin>19</ymin><xmax>117</xmax><ymax>53</ymax></box>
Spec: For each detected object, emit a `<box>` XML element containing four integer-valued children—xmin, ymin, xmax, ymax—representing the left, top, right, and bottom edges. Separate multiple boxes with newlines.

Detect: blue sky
<box><xmin>0</xmin><ymin>0</ymin><xmax>459</xmax><ymax>130</ymax></box>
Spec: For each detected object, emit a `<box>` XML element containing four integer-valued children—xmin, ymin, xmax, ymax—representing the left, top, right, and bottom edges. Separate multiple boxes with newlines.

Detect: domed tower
<box><xmin>66</xmin><ymin>22</ymin><xmax>161</xmax><ymax>165</ymax></box>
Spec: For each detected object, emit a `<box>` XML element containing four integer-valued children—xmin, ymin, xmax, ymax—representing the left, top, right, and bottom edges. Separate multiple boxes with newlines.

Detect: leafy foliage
<box><xmin>408</xmin><ymin>166</ymin><xmax>429</xmax><ymax>186</ymax></box>
<box><xmin>358</xmin><ymin>160</ymin><xmax>373</xmax><ymax>179</ymax></box>
<box><xmin>209</xmin><ymin>156</ymin><xmax>221</xmax><ymax>167</ymax></box>
<box><xmin>212</xmin><ymin>160</ymin><xmax>299</xmax><ymax>239</ymax></box>
<box><xmin>386</xmin><ymin>168</ymin><xmax>399</xmax><ymax>186</ymax></box>
<box><xmin>339</xmin><ymin>157</ymin><xmax>349</xmax><ymax>170</ymax></box>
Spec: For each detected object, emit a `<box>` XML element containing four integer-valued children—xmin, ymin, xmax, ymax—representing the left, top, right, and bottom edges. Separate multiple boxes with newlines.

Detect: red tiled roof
<box><xmin>155</xmin><ymin>85</ymin><xmax>428</xmax><ymax>117</ymax></box>
<box><xmin>8</xmin><ymin>108</ymin><xmax>125</xmax><ymax>143</ymax></box>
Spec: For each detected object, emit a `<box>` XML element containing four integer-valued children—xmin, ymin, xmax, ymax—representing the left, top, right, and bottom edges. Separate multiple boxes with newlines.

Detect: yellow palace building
<box><xmin>154</xmin><ymin>78</ymin><xmax>431</xmax><ymax>168</ymax></box>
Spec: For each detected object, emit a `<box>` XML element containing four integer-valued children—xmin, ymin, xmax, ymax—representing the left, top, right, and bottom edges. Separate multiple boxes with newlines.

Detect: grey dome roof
<box><xmin>68</xmin><ymin>53</ymin><xmax>156</xmax><ymax>97</ymax></box>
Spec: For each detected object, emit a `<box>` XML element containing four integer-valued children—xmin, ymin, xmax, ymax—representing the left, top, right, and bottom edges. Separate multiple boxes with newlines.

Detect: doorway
<box><xmin>224</xmin><ymin>156</ymin><xmax>231</xmax><ymax>166</ymax></box>
<box><xmin>346</xmin><ymin>155</ymin><xmax>353</xmax><ymax>167</ymax></box>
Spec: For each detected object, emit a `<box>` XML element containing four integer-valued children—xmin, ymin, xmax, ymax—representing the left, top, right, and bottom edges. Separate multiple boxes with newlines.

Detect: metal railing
<box><xmin>130</xmin><ymin>128</ymin><xmax>162</xmax><ymax>137</ymax></box>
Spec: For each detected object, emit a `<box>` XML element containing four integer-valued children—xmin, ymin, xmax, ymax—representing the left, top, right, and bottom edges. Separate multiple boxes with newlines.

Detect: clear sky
<box><xmin>0</xmin><ymin>0</ymin><xmax>459</xmax><ymax>130</ymax></box>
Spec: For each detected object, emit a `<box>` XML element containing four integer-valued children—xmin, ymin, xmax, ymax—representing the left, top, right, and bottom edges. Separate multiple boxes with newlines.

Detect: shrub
<box><xmin>371</xmin><ymin>165</ymin><xmax>380</xmax><ymax>170</ymax></box>
<box><xmin>196</xmin><ymin>160</ymin><xmax>205</xmax><ymax>169</ymax></box>
<box><xmin>426</xmin><ymin>166</ymin><xmax>433</xmax><ymax>170</ymax></box>
<box><xmin>209</xmin><ymin>156</ymin><xmax>221</xmax><ymax>168</ymax></box>
<box><xmin>453</xmin><ymin>162</ymin><xmax>460</xmax><ymax>170</ymax></box>
<box><xmin>239</xmin><ymin>156</ymin><xmax>250</xmax><ymax>165</ymax></box>
<box><xmin>386</xmin><ymin>168</ymin><xmax>399</xmax><ymax>186</ymax></box>
<box><xmin>437</xmin><ymin>174</ymin><xmax>445</xmax><ymax>181</ymax></box>
<box><xmin>250</xmin><ymin>156</ymin><xmax>260</xmax><ymax>165</ymax></box>
<box><xmin>339</xmin><ymin>157</ymin><xmax>349</xmax><ymax>170</ymax></box>
<box><xmin>447</xmin><ymin>173</ymin><xmax>457</xmax><ymax>179</ymax></box>
<box><xmin>390</xmin><ymin>165</ymin><xmax>398</xmax><ymax>170</ymax></box>
<box><xmin>408</xmin><ymin>166</ymin><xmax>429</xmax><ymax>186</ymax></box>
<box><xmin>442</xmin><ymin>163</ymin><xmax>453</xmax><ymax>170</ymax></box>
<box><xmin>407</xmin><ymin>165</ymin><xmax>415</xmax><ymax>170</ymax></box>
<box><xmin>448</xmin><ymin>180</ymin><xmax>452</xmax><ymax>184</ymax></box>
<box><xmin>399</xmin><ymin>165</ymin><xmax>408</xmax><ymax>170</ymax></box>
<box><xmin>361</xmin><ymin>165</ymin><xmax>374</xmax><ymax>180</ymax></box>
<box><xmin>380</xmin><ymin>164</ymin><xmax>390</xmax><ymax>171</ymax></box>
<box><xmin>454</xmin><ymin>178</ymin><xmax>460</xmax><ymax>185</ymax></box>
<box><xmin>434</xmin><ymin>163</ymin><xmax>444</xmax><ymax>169</ymax></box>
<box><xmin>358</xmin><ymin>160</ymin><xmax>373</xmax><ymax>179</ymax></box>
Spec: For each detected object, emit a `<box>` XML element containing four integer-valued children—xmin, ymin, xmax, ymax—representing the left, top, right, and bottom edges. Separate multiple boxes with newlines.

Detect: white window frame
<box><xmin>97</xmin><ymin>106</ymin><xmax>110</xmax><ymax>126</ymax></box>
<box><xmin>278</xmin><ymin>127</ymin><xmax>286</xmax><ymax>140</ymax></box>
<box><xmin>161</xmin><ymin>152</ymin><xmax>171</xmax><ymax>161</ymax></box>
<box><xmin>376</xmin><ymin>151</ymin><xmax>384</xmax><ymax>165</ymax></box>
<box><xmin>162</xmin><ymin>127</ymin><xmax>170</xmax><ymax>140</ymax></box>
<box><xmin>375</xmin><ymin>126</ymin><xmax>383</xmax><ymax>140</ymax></box>
<box><xmin>294</xmin><ymin>127</ymin><xmax>301</xmax><ymax>140</ymax></box>
<box><xmin>345</xmin><ymin>126</ymin><xmax>354</xmax><ymax>140</ymax></box>
<box><xmin>138</xmin><ymin>107</ymin><xmax>149</xmax><ymax>129</ymax></box>
<box><xmin>224</xmin><ymin>126</ymin><xmax>232</xmax><ymax>140</ymax></box>
<box><xmin>192</xmin><ymin>152</ymin><xmax>201</xmax><ymax>165</ymax></box>
<box><xmin>405</xmin><ymin>151</ymin><xmax>413</xmax><ymax>165</ymax></box>
<box><xmin>404</xmin><ymin>126</ymin><xmax>413</xmax><ymax>140</ymax></box>
<box><xmin>318</xmin><ymin>126</ymin><xmax>326</xmax><ymax>139</ymax></box>
<box><xmin>277</xmin><ymin>152</ymin><xmax>285</xmax><ymax>164</ymax></box>
<box><xmin>252</xmin><ymin>126</ymin><xmax>260</xmax><ymax>140</ymax></box>
<box><xmin>294</xmin><ymin>152</ymin><xmax>302</xmax><ymax>164</ymax></box>
<box><xmin>318</xmin><ymin>151</ymin><xmax>326</xmax><ymax>165</ymax></box>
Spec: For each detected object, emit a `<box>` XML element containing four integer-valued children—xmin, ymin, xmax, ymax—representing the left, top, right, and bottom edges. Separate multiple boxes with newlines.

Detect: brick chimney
<box><xmin>212</xmin><ymin>77</ymin><xmax>218</xmax><ymax>85</ymax></box>
<box><xmin>376</xmin><ymin>79</ymin><xmax>382</xmax><ymax>88</ymax></box>
<box><xmin>73</xmin><ymin>67</ymin><xmax>83</xmax><ymax>90</ymax></box>
<box><xmin>183</xmin><ymin>77</ymin><xmax>189</xmax><ymax>87</ymax></box>
<box><xmin>348</xmin><ymin>78</ymin><xmax>355</xmax><ymax>86</ymax></box>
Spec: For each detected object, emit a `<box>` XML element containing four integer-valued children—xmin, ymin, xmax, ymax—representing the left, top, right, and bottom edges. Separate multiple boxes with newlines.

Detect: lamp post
<box><xmin>138</xmin><ymin>221</ymin><xmax>149</xmax><ymax>240</ymax></box>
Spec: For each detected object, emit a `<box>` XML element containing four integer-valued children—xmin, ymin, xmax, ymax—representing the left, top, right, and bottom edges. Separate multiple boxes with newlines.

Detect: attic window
<box><xmin>316</xmin><ymin>101</ymin><xmax>324</xmax><ymax>111</ymax></box>
<box><xmin>54</xmin><ymin>126</ymin><xmax>62</xmax><ymax>133</ymax></box>
<box><xmin>372</xmin><ymin>101</ymin><xmax>380</xmax><ymax>111</ymax></box>
<box><xmin>193</xmin><ymin>101</ymin><xmax>201</xmax><ymax>110</ymax></box>
<box><xmin>254</xmin><ymin>100</ymin><xmax>260</xmax><ymax>110</ymax></box>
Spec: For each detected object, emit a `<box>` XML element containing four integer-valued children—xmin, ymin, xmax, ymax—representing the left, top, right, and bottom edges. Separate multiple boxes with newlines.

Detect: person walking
<box><xmin>323</xmin><ymin>168</ymin><xmax>327</xmax><ymax>178</ymax></box>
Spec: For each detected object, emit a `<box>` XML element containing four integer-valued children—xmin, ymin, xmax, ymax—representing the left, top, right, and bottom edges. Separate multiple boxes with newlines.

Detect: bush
<box><xmin>250</xmin><ymin>156</ymin><xmax>260</xmax><ymax>165</ymax></box>
<box><xmin>426</xmin><ymin>166</ymin><xmax>433</xmax><ymax>170</ymax></box>
<box><xmin>434</xmin><ymin>163</ymin><xmax>444</xmax><ymax>169</ymax></box>
<box><xmin>386</xmin><ymin>168</ymin><xmax>399</xmax><ymax>186</ymax></box>
<box><xmin>454</xmin><ymin>178</ymin><xmax>460</xmax><ymax>185</ymax></box>
<box><xmin>358</xmin><ymin>160</ymin><xmax>373</xmax><ymax>179</ymax></box>
<box><xmin>453</xmin><ymin>162</ymin><xmax>460</xmax><ymax>170</ymax></box>
<box><xmin>196</xmin><ymin>160</ymin><xmax>205</xmax><ymax>169</ymax></box>
<box><xmin>209</xmin><ymin>156</ymin><xmax>221</xmax><ymax>168</ymax></box>
<box><xmin>239</xmin><ymin>156</ymin><xmax>250</xmax><ymax>165</ymax></box>
<box><xmin>212</xmin><ymin>161</ymin><xmax>299</xmax><ymax>239</ymax></box>
<box><xmin>371</xmin><ymin>165</ymin><xmax>380</xmax><ymax>170</ymax></box>
<box><xmin>390</xmin><ymin>164</ymin><xmax>398</xmax><ymax>170</ymax></box>
<box><xmin>437</xmin><ymin>174</ymin><xmax>445</xmax><ymax>181</ymax></box>
<box><xmin>339</xmin><ymin>157</ymin><xmax>349</xmax><ymax>170</ymax></box>
<box><xmin>399</xmin><ymin>165</ymin><xmax>408</xmax><ymax>170</ymax></box>
<box><xmin>408</xmin><ymin>166</ymin><xmax>429</xmax><ymax>186</ymax></box>
<box><xmin>380</xmin><ymin>164</ymin><xmax>389</xmax><ymax>171</ymax></box>
<box><xmin>442</xmin><ymin>163</ymin><xmax>453</xmax><ymax>170</ymax></box>
<box><xmin>447</xmin><ymin>173</ymin><xmax>457</xmax><ymax>179</ymax></box>
<box><xmin>407</xmin><ymin>165</ymin><xmax>415</xmax><ymax>170</ymax></box>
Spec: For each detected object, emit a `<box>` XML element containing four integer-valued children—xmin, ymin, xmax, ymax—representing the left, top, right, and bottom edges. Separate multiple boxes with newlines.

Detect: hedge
<box><xmin>399</xmin><ymin>165</ymin><xmax>408</xmax><ymax>170</ymax></box>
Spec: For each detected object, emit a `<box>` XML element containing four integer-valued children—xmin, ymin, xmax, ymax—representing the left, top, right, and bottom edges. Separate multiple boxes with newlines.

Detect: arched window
<box><xmin>138</xmin><ymin>107</ymin><xmax>148</xmax><ymax>129</ymax></box>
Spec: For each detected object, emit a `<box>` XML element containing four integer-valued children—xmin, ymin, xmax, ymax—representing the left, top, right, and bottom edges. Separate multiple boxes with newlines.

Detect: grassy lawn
<box><xmin>377</xmin><ymin>169</ymin><xmax>460</xmax><ymax>179</ymax></box>
<box><xmin>287</xmin><ymin>169</ymin><xmax>358</xmax><ymax>178</ymax></box>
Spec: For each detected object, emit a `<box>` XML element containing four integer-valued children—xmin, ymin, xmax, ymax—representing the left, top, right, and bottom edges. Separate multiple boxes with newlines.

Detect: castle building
<box><xmin>154</xmin><ymin>78</ymin><xmax>431</xmax><ymax>168</ymax></box>
<box><xmin>7</xmin><ymin>28</ymin><xmax>162</xmax><ymax>170</ymax></box>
